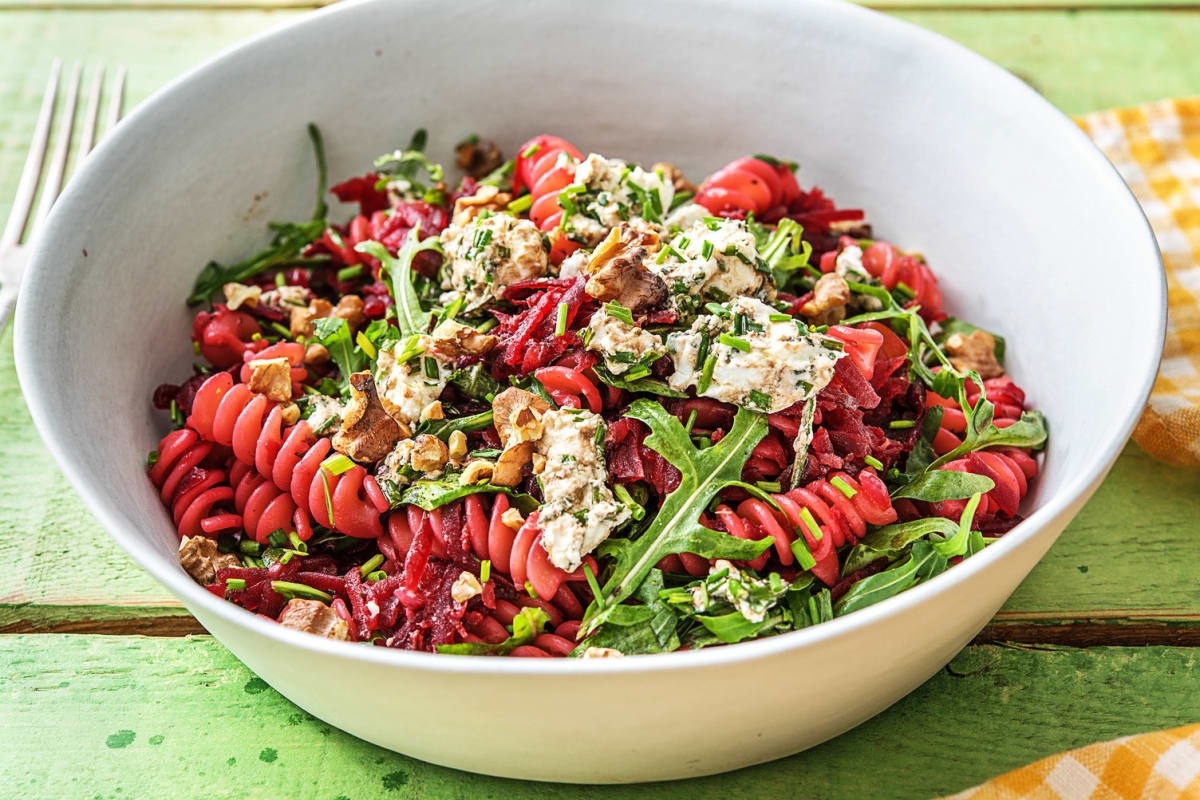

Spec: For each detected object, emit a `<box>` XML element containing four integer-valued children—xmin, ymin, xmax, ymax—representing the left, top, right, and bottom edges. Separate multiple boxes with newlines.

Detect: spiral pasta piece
<box><xmin>696</xmin><ymin>156</ymin><xmax>796</xmax><ymax>218</ymax></box>
<box><xmin>533</xmin><ymin>365</ymin><xmax>602</xmax><ymax>413</ymax></box>
<box><xmin>148</xmin><ymin>428</ymin><xmax>240</xmax><ymax>538</ymax></box>
<box><xmin>512</xmin><ymin>134</ymin><xmax>584</xmax><ymax>264</ymax></box>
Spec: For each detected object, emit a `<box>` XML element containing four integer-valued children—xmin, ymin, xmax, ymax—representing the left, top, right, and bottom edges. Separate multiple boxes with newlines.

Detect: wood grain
<box><xmin>1</xmin><ymin>635</ymin><xmax>1196</xmax><ymax>799</ymax></box>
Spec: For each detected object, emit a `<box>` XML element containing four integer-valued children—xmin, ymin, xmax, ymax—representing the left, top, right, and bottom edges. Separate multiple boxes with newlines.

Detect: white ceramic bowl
<box><xmin>15</xmin><ymin>0</ymin><xmax>1163</xmax><ymax>783</ymax></box>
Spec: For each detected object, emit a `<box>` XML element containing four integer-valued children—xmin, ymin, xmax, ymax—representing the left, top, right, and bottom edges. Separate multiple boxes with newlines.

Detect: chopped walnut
<box><xmin>304</xmin><ymin>343</ymin><xmax>330</xmax><ymax>366</ymax></box>
<box><xmin>278</xmin><ymin>598</ymin><xmax>350</xmax><ymax>641</ymax></box>
<box><xmin>223</xmin><ymin>281</ymin><xmax>262</xmax><ymax>311</ymax></box>
<box><xmin>420</xmin><ymin>401</ymin><xmax>445</xmax><ymax>423</ymax></box>
<box><xmin>410</xmin><ymin>434</ymin><xmax>449</xmax><ymax>473</ymax></box>
<box><xmin>331</xmin><ymin>372</ymin><xmax>403</xmax><ymax>463</ymax></box>
<box><xmin>455</xmin><ymin>137</ymin><xmax>504</xmax><ymax>180</ymax></box>
<box><xmin>493</xmin><ymin>441</ymin><xmax>534</xmax><ymax>487</ymax></box>
<box><xmin>799</xmin><ymin>273</ymin><xmax>851</xmax><ymax>326</ymax></box>
<box><xmin>247</xmin><ymin>357</ymin><xmax>293</xmax><ymax>403</ymax></box>
<box><xmin>450</xmin><ymin>184</ymin><xmax>512</xmax><ymax>228</ymax></box>
<box><xmin>501</xmin><ymin>507</ymin><xmax>525</xmax><ymax>530</ymax></box>
<box><xmin>290</xmin><ymin>298</ymin><xmax>334</xmax><ymax>338</ymax></box>
<box><xmin>491</xmin><ymin>388</ymin><xmax>551</xmax><ymax>449</ymax></box>
<box><xmin>178</xmin><ymin>536</ymin><xmax>240</xmax><ymax>585</ymax></box>
<box><xmin>651</xmin><ymin>162</ymin><xmax>696</xmax><ymax>195</ymax></box>
<box><xmin>447</xmin><ymin>430</ymin><xmax>468</xmax><ymax>462</ymax></box>
<box><xmin>333</xmin><ymin>295</ymin><xmax>367</xmax><ymax>333</ymax></box>
<box><xmin>459</xmin><ymin>459</ymin><xmax>495</xmax><ymax>486</ymax></box>
<box><xmin>531</xmin><ymin>453</ymin><xmax>547</xmax><ymax>474</ymax></box>
<box><xmin>945</xmin><ymin>330</ymin><xmax>1005</xmax><ymax>379</ymax></box>
<box><xmin>429</xmin><ymin>319</ymin><xmax>498</xmax><ymax>358</ymax></box>
<box><xmin>581</xmin><ymin>646</ymin><xmax>624</xmax><ymax>659</ymax></box>
<box><xmin>280</xmin><ymin>403</ymin><xmax>301</xmax><ymax>426</ymax></box>
<box><xmin>585</xmin><ymin>224</ymin><xmax>668</xmax><ymax>313</ymax></box>
<box><xmin>450</xmin><ymin>571</ymin><xmax>483</xmax><ymax>604</ymax></box>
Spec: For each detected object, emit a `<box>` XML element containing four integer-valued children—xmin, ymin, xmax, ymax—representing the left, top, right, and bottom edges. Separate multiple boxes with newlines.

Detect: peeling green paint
<box><xmin>382</xmin><ymin>770</ymin><xmax>409</xmax><ymax>790</ymax></box>
<box><xmin>104</xmin><ymin>731</ymin><xmax>135</xmax><ymax>749</ymax></box>
<box><xmin>259</xmin><ymin>748</ymin><xmax>277</xmax><ymax>764</ymax></box>
<box><xmin>243</xmin><ymin>677</ymin><xmax>269</xmax><ymax>695</ymax></box>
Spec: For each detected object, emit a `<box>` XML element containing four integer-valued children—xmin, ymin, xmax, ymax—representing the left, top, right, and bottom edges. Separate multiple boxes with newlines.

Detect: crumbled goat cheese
<box><xmin>649</xmin><ymin>218</ymin><xmax>774</xmax><ymax>313</ymax></box>
<box><xmin>534</xmin><ymin>408</ymin><xmax>629</xmax><ymax>572</ymax></box>
<box><xmin>439</xmin><ymin>213</ymin><xmax>548</xmax><ymax>310</ymax></box>
<box><xmin>691</xmin><ymin>560</ymin><xmax>776</xmax><ymax>624</ymax></box>
<box><xmin>260</xmin><ymin>284</ymin><xmax>308</xmax><ymax>308</ymax></box>
<box><xmin>451</xmin><ymin>571</ymin><xmax>483</xmax><ymax>604</ymax></box>
<box><xmin>560</xmin><ymin>153</ymin><xmax>674</xmax><ymax>248</ymax></box>
<box><xmin>666</xmin><ymin>296</ymin><xmax>843</xmax><ymax>413</ymax></box>
<box><xmin>374</xmin><ymin>336</ymin><xmax>452</xmax><ymax>427</ymax></box>
<box><xmin>834</xmin><ymin>244</ymin><xmax>871</xmax><ymax>282</ymax></box>
<box><xmin>663</xmin><ymin>202</ymin><xmax>709</xmax><ymax>233</ymax></box>
<box><xmin>305</xmin><ymin>394</ymin><xmax>347</xmax><ymax>434</ymax></box>
<box><xmin>584</xmin><ymin>306</ymin><xmax>667</xmax><ymax>375</ymax></box>
<box><xmin>556</xmin><ymin>250</ymin><xmax>590</xmax><ymax>280</ymax></box>
<box><xmin>375</xmin><ymin>438</ymin><xmax>418</xmax><ymax>487</ymax></box>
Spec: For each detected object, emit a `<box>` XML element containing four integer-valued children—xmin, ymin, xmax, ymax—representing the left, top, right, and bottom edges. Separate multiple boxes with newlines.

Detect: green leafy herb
<box><xmin>311</xmin><ymin>317</ymin><xmax>364</xmax><ymax>393</ymax></box>
<box><xmin>571</xmin><ymin>570</ymin><xmax>681</xmax><ymax>655</ymax></box>
<box><xmin>392</xmin><ymin>475</ymin><xmax>538</xmax><ymax>514</ymax></box>
<box><xmin>591</xmin><ymin>363</ymin><xmax>686</xmax><ymax>398</ymax></box>
<box><xmin>891</xmin><ymin>469</ymin><xmax>995</xmax><ymax>502</ymax></box>
<box><xmin>437</xmin><ymin>607</ymin><xmax>549</xmax><ymax>656</ymax></box>
<box><xmin>355</xmin><ymin>222</ymin><xmax>444</xmax><ymax>338</ymax></box>
<box><xmin>834</xmin><ymin>541</ymin><xmax>947</xmax><ymax>616</ymax></box>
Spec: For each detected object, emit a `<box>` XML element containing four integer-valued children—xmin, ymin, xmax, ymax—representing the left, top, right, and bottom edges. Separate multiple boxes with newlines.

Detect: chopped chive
<box><xmin>655</xmin><ymin>247</ymin><xmax>670</xmax><ymax>265</ymax></box>
<box><xmin>625</xmin><ymin>365</ymin><xmax>651</xmax><ymax>381</ymax></box>
<box><xmin>733</xmin><ymin>313</ymin><xmax>747</xmax><ymax>335</ymax></box>
<box><xmin>476</xmin><ymin>318</ymin><xmax>498</xmax><ymax>334</ymax></box>
<box><xmin>613</xmin><ymin>483</ymin><xmax>646</xmax><ymax>521</ymax></box>
<box><xmin>798</xmin><ymin>507</ymin><xmax>823</xmax><ymax>541</ymax></box>
<box><xmin>791</xmin><ymin>537</ymin><xmax>817</xmax><ymax>570</ymax></box>
<box><xmin>604</xmin><ymin>302</ymin><xmax>635</xmax><ymax>327</ymax></box>
<box><xmin>718</xmin><ymin>333</ymin><xmax>751</xmax><ymax>352</ymax></box>
<box><xmin>554</xmin><ymin>301</ymin><xmax>569</xmax><ymax>337</ymax></box>
<box><xmin>677</xmin><ymin>236</ymin><xmax>691</xmax><ymax>249</ymax></box>
<box><xmin>583</xmin><ymin>563</ymin><xmax>605</xmax><ymax>609</ymax></box>
<box><xmin>287</xmin><ymin>531</ymin><xmax>308</xmax><ymax>553</ymax></box>
<box><xmin>830</xmin><ymin>476</ymin><xmax>858</xmax><ymax>498</ymax></box>
<box><xmin>226</xmin><ymin>578</ymin><xmax>247</xmax><ymax>591</ymax></box>
<box><xmin>193</xmin><ymin>340</ymin><xmax>202</xmax><ymax>356</ymax></box>
<box><xmin>521</xmin><ymin>143</ymin><xmax>540</xmax><ymax>158</ymax></box>
<box><xmin>704</xmin><ymin>302</ymin><xmax>729</xmax><ymax>318</ymax></box>
<box><xmin>694</xmin><ymin>332</ymin><xmax>711</xmax><ymax>371</ymax></box>
<box><xmin>524</xmin><ymin>580</ymin><xmax>538</xmax><ymax>599</ymax></box>
<box><xmin>756</xmin><ymin>481</ymin><xmax>782</xmax><ymax>493</ymax></box>
<box><xmin>319</xmin><ymin>469</ymin><xmax>335</xmax><ymax>527</ymax></box>
<box><xmin>270</xmin><ymin>322</ymin><xmax>292</xmax><ymax>339</ymax></box>
<box><xmin>701</xmin><ymin>240</ymin><xmax>714</xmax><ymax>260</ymax></box>
<box><xmin>480</xmin><ymin>560</ymin><xmax>492</xmax><ymax>583</ymax></box>
<box><xmin>506</xmin><ymin>194</ymin><xmax>533</xmax><ymax>213</ymax></box>
<box><xmin>769</xmin><ymin>313</ymin><xmax>792</xmax><ymax>322</ymax></box>
<box><xmin>684</xmin><ymin>408</ymin><xmax>698</xmax><ymax>433</ymax></box>
<box><xmin>146</xmin><ymin>449</ymin><xmax>159</xmax><ymax>467</ymax></box>
<box><xmin>337</xmin><ymin>264</ymin><xmax>363</xmax><ymax>282</ymax></box>
<box><xmin>889</xmin><ymin>420</ymin><xmax>916</xmax><ymax>429</ymax></box>
<box><xmin>271</xmin><ymin>581</ymin><xmax>332</xmax><ymax>603</ymax></box>
<box><xmin>320</xmin><ymin>453</ymin><xmax>354</xmax><ymax>476</ymax></box>
<box><xmin>366</xmin><ymin>570</ymin><xmax>388</xmax><ymax>582</ymax></box>
<box><xmin>359</xmin><ymin>554</ymin><xmax>385</xmax><ymax>577</ymax></box>
<box><xmin>864</xmin><ymin>455</ymin><xmax>885</xmax><ymax>470</ymax></box>
<box><xmin>267</xmin><ymin>529</ymin><xmax>288</xmax><ymax>548</ymax></box>
<box><xmin>423</xmin><ymin>356</ymin><xmax>440</xmax><ymax>380</ymax></box>
<box><xmin>748</xmin><ymin>389</ymin><xmax>772</xmax><ymax>409</ymax></box>
<box><xmin>356</xmin><ymin>330</ymin><xmax>377</xmax><ymax>359</ymax></box>
<box><xmin>274</xmin><ymin>272</ymin><xmax>286</xmax><ymax>288</ymax></box>
<box><xmin>239</xmin><ymin>540</ymin><xmax>261</xmax><ymax>556</ymax></box>
<box><xmin>768</xmin><ymin>572</ymin><xmax>784</xmax><ymax>593</ymax></box>
<box><xmin>697</xmin><ymin>355</ymin><xmax>717</xmax><ymax>394</ymax></box>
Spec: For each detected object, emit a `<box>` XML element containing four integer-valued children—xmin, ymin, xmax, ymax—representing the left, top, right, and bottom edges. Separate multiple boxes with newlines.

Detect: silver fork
<box><xmin>0</xmin><ymin>60</ymin><xmax>127</xmax><ymax>332</ymax></box>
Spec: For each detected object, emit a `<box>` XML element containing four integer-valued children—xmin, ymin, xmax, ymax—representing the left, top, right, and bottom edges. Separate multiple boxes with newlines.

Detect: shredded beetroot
<box><xmin>330</xmin><ymin>173</ymin><xmax>389</xmax><ymax>216</ymax></box>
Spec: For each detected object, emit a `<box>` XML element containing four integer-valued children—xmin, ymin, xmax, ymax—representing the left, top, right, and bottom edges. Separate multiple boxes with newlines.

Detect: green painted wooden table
<box><xmin>3</xmin><ymin>3</ymin><xmax>1200</xmax><ymax>798</ymax></box>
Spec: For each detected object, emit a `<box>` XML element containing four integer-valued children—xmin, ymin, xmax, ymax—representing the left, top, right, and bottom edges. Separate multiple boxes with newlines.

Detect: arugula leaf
<box><xmin>840</xmin><ymin>516</ymin><xmax>960</xmax><ymax>575</ymax></box>
<box><xmin>579</xmin><ymin>401</ymin><xmax>774</xmax><ymax>637</ymax></box>
<box><xmin>449</xmin><ymin>363</ymin><xmax>505</xmax><ymax>401</ymax></box>
<box><xmin>930</xmin><ymin>493</ymin><xmax>983</xmax><ymax>558</ymax></box>
<box><xmin>570</xmin><ymin>570</ymin><xmax>681</xmax><ymax>656</ymax></box>
<box><xmin>891</xmin><ymin>469</ymin><xmax>994</xmax><ymax>502</ymax></box>
<box><xmin>373</xmin><ymin>135</ymin><xmax>445</xmax><ymax>202</ymax></box>
<box><xmin>416</xmin><ymin>409</ymin><xmax>494</xmax><ymax>440</ymax></box>
<box><xmin>591</xmin><ymin>363</ymin><xmax>686</xmax><ymax>398</ymax></box>
<box><xmin>834</xmin><ymin>541</ymin><xmax>946</xmax><ymax>616</ymax></box>
<box><xmin>437</xmin><ymin>607</ymin><xmax>548</xmax><ymax>656</ymax></box>
<box><xmin>355</xmin><ymin>223</ymin><xmax>444</xmax><ymax>338</ymax></box>
<box><xmin>188</xmin><ymin>124</ymin><xmax>328</xmax><ymax>305</ymax></box>
<box><xmin>754</xmin><ymin>218</ymin><xmax>815</xmax><ymax>286</ymax></box>
<box><xmin>311</xmin><ymin>317</ymin><xmax>364</xmax><ymax>393</ymax></box>
<box><xmin>936</xmin><ymin>318</ymin><xmax>1006</xmax><ymax>366</ymax></box>
<box><xmin>392</xmin><ymin>475</ymin><xmax>538</xmax><ymax>514</ymax></box>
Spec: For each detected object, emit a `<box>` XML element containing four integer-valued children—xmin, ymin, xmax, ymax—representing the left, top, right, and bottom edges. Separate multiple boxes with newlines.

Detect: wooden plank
<box><xmin>1</xmin><ymin>635</ymin><xmax>1197</xmax><ymax>798</ymax></box>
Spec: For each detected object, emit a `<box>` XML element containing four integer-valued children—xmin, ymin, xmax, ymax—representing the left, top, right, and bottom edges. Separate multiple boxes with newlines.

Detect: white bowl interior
<box><xmin>14</xmin><ymin>0</ymin><xmax>1163</xmax><ymax>782</ymax></box>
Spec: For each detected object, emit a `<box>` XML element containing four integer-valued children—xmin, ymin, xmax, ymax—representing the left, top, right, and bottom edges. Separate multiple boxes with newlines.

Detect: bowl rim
<box><xmin>14</xmin><ymin>0</ymin><xmax>1166</xmax><ymax>675</ymax></box>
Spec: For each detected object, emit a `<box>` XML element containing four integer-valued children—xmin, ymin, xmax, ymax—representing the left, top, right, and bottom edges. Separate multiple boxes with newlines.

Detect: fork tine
<box><xmin>33</xmin><ymin>62</ymin><xmax>83</xmax><ymax>232</ymax></box>
<box><xmin>105</xmin><ymin>65</ymin><xmax>127</xmax><ymax>133</ymax></box>
<box><xmin>1</xmin><ymin>59</ymin><xmax>60</xmax><ymax>250</ymax></box>
<box><xmin>73</xmin><ymin>65</ymin><xmax>105</xmax><ymax>179</ymax></box>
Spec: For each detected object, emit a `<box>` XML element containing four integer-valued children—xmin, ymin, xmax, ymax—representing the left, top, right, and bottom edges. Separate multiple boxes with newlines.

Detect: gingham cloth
<box><xmin>942</xmin><ymin>724</ymin><xmax>1200</xmax><ymax>800</ymax></box>
<box><xmin>1076</xmin><ymin>98</ymin><xmax>1200</xmax><ymax>468</ymax></box>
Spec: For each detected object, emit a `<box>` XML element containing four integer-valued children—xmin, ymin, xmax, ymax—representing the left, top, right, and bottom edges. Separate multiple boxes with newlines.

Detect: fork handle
<box><xmin>0</xmin><ymin>280</ymin><xmax>18</xmax><ymax>335</ymax></box>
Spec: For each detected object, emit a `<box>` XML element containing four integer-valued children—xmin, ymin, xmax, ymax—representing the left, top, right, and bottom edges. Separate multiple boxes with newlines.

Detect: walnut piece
<box><xmin>333</xmin><ymin>295</ymin><xmax>366</xmax><ymax>333</ymax></box>
<box><xmin>581</xmin><ymin>646</ymin><xmax>624</xmax><ymax>659</ymax></box>
<box><xmin>331</xmin><ymin>371</ymin><xmax>403</xmax><ymax>462</ymax></box>
<box><xmin>450</xmin><ymin>185</ymin><xmax>512</xmax><ymax>228</ymax></box>
<box><xmin>247</xmin><ymin>357</ymin><xmax>293</xmax><ymax>403</ymax></box>
<box><xmin>945</xmin><ymin>329</ymin><xmax>1005</xmax><ymax>379</ymax></box>
<box><xmin>585</xmin><ymin>224</ymin><xmax>668</xmax><ymax>312</ymax></box>
<box><xmin>450</xmin><ymin>571</ymin><xmax>483</xmax><ymax>604</ymax></box>
<box><xmin>280</xmin><ymin>403</ymin><xmax>301</xmax><ymax>426</ymax></box>
<box><xmin>491</xmin><ymin>388</ymin><xmax>551</xmax><ymax>449</ymax></box>
<box><xmin>278</xmin><ymin>598</ymin><xmax>350</xmax><ymax>641</ymax></box>
<box><xmin>290</xmin><ymin>298</ymin><xmax>334</xmax><ymax>338</ymax></box>
<box><xmin>178</xmin><ymin>536</ymin><xmax>240</xmax><ymax>585</ymax></box>
<box><xmin>501</xmin><ymin>507</ymin><xmax>525</xmax><ymax>530</ymax></box>
<box><xmin>492</xmin><ymin>441</ymin><xmax>533</xmax><ymax>487</ymax></box>
<box><xmin>459</xmin><ymin>459</ymin><xmax>495</xmax><ymax>486</ymax></box>
<box><xmin>799</xmin><ymin>273</ymin><xmax>851</xmax><ymax>326</ymax></box>
<box><xmin>410</xmin><ymin>434</ymin><xmax>449</xmax><ymax>473</ymax></box>
<box><xmin>455</xmin><ymin>137</ymin><xmax>504</xmax><ymax>180</ymax></box>
<box><xmin>447</xmin><ymin>430</ymin><xmax>468</xmax><ymax>462</ymax></box>
<box><xmin>420</xmin><ymin>401</ymin><xmax>445</xmax><ymax>423</ymax></box>
<box><xmin>651</xmin><ymin>162</ymin><xmax>696</xmax><ymax>195</ymax></box>
<box><xmin>304</xmin><ymin>343</ymin><xmax>330</xmax><ymax>366</ymax></box>
<box><xmin>429</xmin><ymin>319</ymin><xmax>498</xmax><ymax>358</ymax></box>
<box><xmin>222</xmin><ymin>281</ymin><xmax>262</xmax><ymax>311</ymax></box>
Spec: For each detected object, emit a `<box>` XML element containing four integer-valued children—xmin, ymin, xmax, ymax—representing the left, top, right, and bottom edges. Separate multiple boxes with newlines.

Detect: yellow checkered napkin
<box><xmin>1076</xmin><ymin>98</ymin><xmax>1200</xmax><ymax>468</ymax></box>
<box><xmin>942</xmin><ymin>723</ymin><xmax>1200</xmax><ymax>799</ymax></box>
